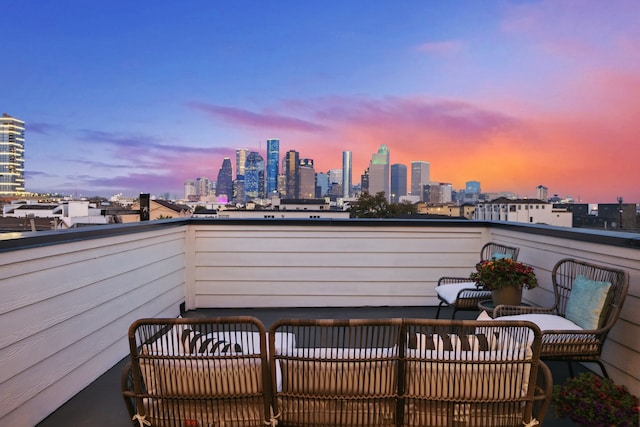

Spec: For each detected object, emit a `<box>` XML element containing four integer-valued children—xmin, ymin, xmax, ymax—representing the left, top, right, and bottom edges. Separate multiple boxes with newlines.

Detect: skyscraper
<box><xmin>195</xmin><ymin>177</ymin><xmax>210</xmax><ymax>197</ymax></box>
<box><xmin>244</xmin><ymin>151</ymin><xmax>265</xmax><ymax>200</ymax></box>
<box><xmin>298</xmin><ymin>158</ymin><xmax>315</xmax><ymax>199</ymax></box>
<box><xmin>464</xmin><ymin>180</ymin><xmax>481</xmax><ymax>203</ymax></box>
<box><xmin>390</xmin><ymin>164</ymin><xmax>407</xmax><ymax>203</ymax></box>
<box><xmin>411</xmin><ymin>161</ymin><xmax>430</xmax><ymax>201</ymax></box>
<box><xmin>316</xmin><ymin>172</ymin><xmax>329</xmax><ymax>197</ymax></box>
<box><xmin>235</xmin><ymin>148</ymin><xmax>248</xmax><ymax>180</ymax></box>
<box><xmin>368</xmin><ymin>144</ymin><xmax>390</xmax><ymax>200</ymax></box>
<box><xmin>184</xmin><ymin>179</ymin><xmax>196</xmax><ymax>199</ymax></box>
<box><xmin>0</xmin><ymin>113</ymin><xmax>25</xmax><ymax>196</ymax></box>
<box><xmin>266</xmin><ymin>139</ymin><xmax>279</xmax><ymax>196</ymax></box>
<box><xmin>342</xmin><ymin>150</ymin><xmax>352</xmax><ymax>198</ymax></box>
<box><xmin>215</xmin><ymin>157</ymin><xmax>233</xmax><ymax>201</ymax></box>
<box><xmin>284</xmin><ymin>150</ymin><xmax>299</xmax><ymax>199</ymax></box>
<box><xmin>536</xmin><ymin>185</ymin><xmax>548</xmax><ymax>201</ymax></box>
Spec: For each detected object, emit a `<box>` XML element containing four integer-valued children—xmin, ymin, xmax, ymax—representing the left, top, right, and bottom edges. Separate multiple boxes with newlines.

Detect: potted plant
<box><xmin>469</xmin><ymin>257</ymin><xmax>538</xmax><ymax>305</ymax></box>
<box><xmin>552</xmin><ymin>372</ymin><xmax>639</xmax><ymax>426</ymax></box>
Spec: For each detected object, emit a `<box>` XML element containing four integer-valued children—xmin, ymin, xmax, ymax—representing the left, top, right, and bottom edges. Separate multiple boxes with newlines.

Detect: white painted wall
<box><xmin>0</xmin><ymin>227</ymin><xmax>186</xmax><ymax>426</ymax></box>
<box><xmin>189</xmin><ymin>223</ymin><xmax>487</xmax><ymax>309</ymax></box>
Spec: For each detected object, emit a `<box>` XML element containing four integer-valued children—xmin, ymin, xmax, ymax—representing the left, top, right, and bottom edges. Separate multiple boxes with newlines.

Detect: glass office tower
<box><xmin>244</xmin><ymin>151</ymin><xmax>265</xmax><ymax>200</ymax></box>
<box><xmin>215</xmin><ymin>157</ymin><xmax>234</xmax><ymax>201</ymax></box>
<box><xmin>266</xmin><ymin>139</ymin><xmax>280</xmax><ymax>196</ymax></box>
<box><xmin>390</xmin><ymin>164</ymin><xmax>407</xmax><ymax>203</ymax></box>
<box><xmin>342</xmin><ymin>150</ymin><xmax>352</xmax><ymax>198</ymax></box>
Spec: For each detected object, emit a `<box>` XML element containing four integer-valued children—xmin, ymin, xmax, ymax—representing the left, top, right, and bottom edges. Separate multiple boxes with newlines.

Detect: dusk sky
<box><xmin>4</xmin><ymin>1</ymin><xmax>639</xmax><ymax>202</ymax></box>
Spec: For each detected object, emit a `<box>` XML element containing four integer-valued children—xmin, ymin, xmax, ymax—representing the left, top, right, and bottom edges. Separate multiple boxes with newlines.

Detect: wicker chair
<box><xmin>493</xmin><ymin>258</ymin><xmax>630</xmax><ymax>378</ymax></box>
<box><xmin>269</xmin><ymin>318</ymin><xmax>552</xmax><ymax>427</ymax></box>
<box><xmin>121</xmin><ymin>317</ymin><xmax>275</xmax><ymax>427</ymax></box>
<box><xmin>435</xmin><ymin>242</ymin><xmax>520</xmax><ymax>319</ymax></box>
<box><xmin>269</xmin><ymin>318</ymin><xmax>403</xmax><ymax>427</ymax></box>
<box><xmin>402</xmin><ymin>319</ymin><xmax>552</xmax><ymax>427</ymax></box>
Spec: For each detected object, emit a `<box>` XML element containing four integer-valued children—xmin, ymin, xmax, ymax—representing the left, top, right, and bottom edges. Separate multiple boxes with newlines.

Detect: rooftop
<box><xmin>1</xmin><ymin>217</ymin><xmax>637</xmax><ymax>426</ymax></box>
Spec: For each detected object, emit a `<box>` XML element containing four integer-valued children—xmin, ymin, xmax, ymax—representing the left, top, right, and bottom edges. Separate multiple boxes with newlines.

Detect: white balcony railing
<box><xmin>1</xmin><ymin>218</ymin><xmax>638</xmax><ymax>426</ymax></box>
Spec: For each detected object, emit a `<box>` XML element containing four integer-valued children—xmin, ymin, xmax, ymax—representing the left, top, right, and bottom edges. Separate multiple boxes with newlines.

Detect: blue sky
<box><xmin>4</xmin><ymin>1</ymin><xmax>640</xmax><ymax>202</ymax></box>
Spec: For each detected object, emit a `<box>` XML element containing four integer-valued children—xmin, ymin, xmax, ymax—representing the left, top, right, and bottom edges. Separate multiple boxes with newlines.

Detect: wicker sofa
<box><xmin>123</xmin><ymin>317</ymin><xmax>552</xmax><ymax>427</ymax></box>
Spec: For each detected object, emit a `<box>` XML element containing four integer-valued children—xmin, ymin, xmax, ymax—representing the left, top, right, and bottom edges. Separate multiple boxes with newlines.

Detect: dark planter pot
<box><xmin>491</xmin><ymin>285</ymin><xmax>523</xmax><ymax>306</ymax></box>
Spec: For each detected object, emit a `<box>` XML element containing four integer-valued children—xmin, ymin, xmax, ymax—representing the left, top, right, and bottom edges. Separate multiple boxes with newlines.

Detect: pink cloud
<box><xmin>187</xmin><ymin>101</ymin><xmax>326</xmax><ymax>132</ymax></box>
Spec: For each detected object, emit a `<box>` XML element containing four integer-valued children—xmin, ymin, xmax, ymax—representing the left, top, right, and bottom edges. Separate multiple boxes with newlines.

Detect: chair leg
<box><xmin>435</xmin><ymin>302</ymin><xmax>444</xmax><ymax>319</ymax></box>
<box><xmin>596</xmin><ymin>361</ymin><xmax>609</xmax><ymax>379</ymax></box>
<box><xmin>450</xmin><ymin>307</ymin><xmax>458</xmax><ymax>320</ymax></box>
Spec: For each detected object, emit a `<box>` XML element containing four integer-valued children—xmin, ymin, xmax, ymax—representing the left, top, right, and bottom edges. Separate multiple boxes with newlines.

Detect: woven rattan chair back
<box><xmin>122</xmin><ymin>316</ymin><xmax>274</xmax><ymax>427</ymax></box>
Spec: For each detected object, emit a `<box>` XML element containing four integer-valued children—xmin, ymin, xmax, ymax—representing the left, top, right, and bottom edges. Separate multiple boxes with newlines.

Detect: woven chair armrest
<box><xmin>493</xmin><ymin>305</ymin><xmax>555</xmax><ymax>317</ymax></box>
<box><xmin>457</xmin><ymin>288</ymin><xmax>492</xmax><ymax>298</ymax></box>
<box><xmin>541</xmin><ymin>329</ymin><xmax>601</xmax><ymax>337</ymax></box>
<box><xmin>437</xmin><ymin>276</ymin><xmax>476</xmax><ymax>286</ymax></box>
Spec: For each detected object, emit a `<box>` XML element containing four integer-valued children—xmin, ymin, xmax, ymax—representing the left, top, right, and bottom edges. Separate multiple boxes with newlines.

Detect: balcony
<box><xmin>1</xmin><ymin>218</ymin><xmax>638</xmax><ymax>426</ymax></box>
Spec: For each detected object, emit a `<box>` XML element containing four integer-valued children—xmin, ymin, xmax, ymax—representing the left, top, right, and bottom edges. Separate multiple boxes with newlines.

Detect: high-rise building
<box><xmin>233</xmin><ymin>178</ymin><xmax>245</xmax><ymax>203</ymax></box>
<box><xmin>215</xmin><ymin>157</ymin><xmax>233</xmax><ymax>201</ymax></box>
<box><xmin>424</xmin><ymin>182</ymin><xmax>453</xmax><ymax>204</ymax></box>
<box><xmin>0</xmin><ymin>113</ymin><xmax>25</xmax><ymax>196</ymax></box>
<box><xmin>266</xmin><ymin>139</ymin><xmax>279</xmax><ymax>196</ymax></box>
<box><xmin>284</xmin><ymin>150</ymin><xmax>299</xmax><ymax>198</ymax></box>
<box><xmin>235</xmin><ymin>148</ymin><xmax>248</xmax><ymax>180</ymax></box>
<box><xmin>244</xmin><ymin>151</ymin><xmax>265</xmax><ymax>200</ymax></box>
<box><xmin>360</xmin><ymin>168</ymin><xmax>369</xmax><ymax>194</ymax></box>
<box><xmin>466</xmin><ymin>180</ymin><xmax>481</xmax><ymax>195</ymax></box>
<box><xmin>316</xmin><ymin>172</ymin><xmax>329</xmax><ymax>197</ymax></box>
<box><xmin>298</xmin><ymin>158</ymin><xmax>315</xmax><ymax>199</ymax></box>
<box><xmin>342</xmin><ymin>150</ymin><xmax>352</xmax><ymax>198</ymax></box>
<box><xmin>184</xmin><ymin>179</ymin><xmax>196</xmax><ymax>199</ymax></box>
<box><xmin>536</xmin><ymin>185</ymin><xmax>548</xmax><ymax>201</ymax></box>
<box><xmin>195</xmin><ymin>177</ymin><xmax>209</xmax><ymax>196</ymax></box>
<box><xmin>390</xmin><ymin>164</ymin><xmax>407</xmax><ymax>203</ymax></box>
<box><xmin>411</xmin><ymin>161</ymin><xmax>430</xmax><ymax>201</ymax></box>
<box><xmin>368</xmin><ymin>144</ymin><xmax>390</xmax><ymax>200</ymax></box>
<box><xmin>329</xmin><ymin>169</ymin><xmax>343</xmax><ymax>186</ymax></box>
<box><xmin>462</xmin><ymin>180</ymin><xmax>481</xmax><ymax>204</ymax></box>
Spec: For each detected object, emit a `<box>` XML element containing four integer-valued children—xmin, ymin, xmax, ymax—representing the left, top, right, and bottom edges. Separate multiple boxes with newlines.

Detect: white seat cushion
<box><xmin>435</xmin><ymin>281</ymin><xmax>481</xmax><ymax>304</ymax></box>
<box><xmin>496</xmin><ymin>313</ymin><xmax>583</xmax><ymax>332</ymax></box>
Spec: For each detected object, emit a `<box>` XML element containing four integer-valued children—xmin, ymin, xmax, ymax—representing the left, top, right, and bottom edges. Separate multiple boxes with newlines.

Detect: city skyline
<box><xmin>3</xmin><ymin>1</ymin><xmax>640</xmax><ymax>203</ymax></box>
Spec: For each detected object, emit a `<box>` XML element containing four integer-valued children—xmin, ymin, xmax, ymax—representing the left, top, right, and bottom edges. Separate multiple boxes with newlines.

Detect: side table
<box><xmin>478</xmin><ymin>299</ymin><xmax>529</xmax><ymax>318</ymax></box>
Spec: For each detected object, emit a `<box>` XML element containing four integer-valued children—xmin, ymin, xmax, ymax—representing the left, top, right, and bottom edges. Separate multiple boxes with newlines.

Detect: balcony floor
<box><xmin>36</xmin><ymin>306</ymin><xmax>579</xmax><ymax>426</ymax></box>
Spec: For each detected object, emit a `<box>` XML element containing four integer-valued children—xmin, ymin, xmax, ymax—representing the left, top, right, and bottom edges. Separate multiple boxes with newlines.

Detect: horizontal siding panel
<box><xmin>1</xmin><ymin>283</ymin><xmax>185</xmax><ymax>422</ymax></box>
<box><xmin>196</xmin><ymin>236</ymin><xmax>482</xmax><ymax>254</ymax></box>
<box><xmin>0</xmin><ymin>237</ymin><xmax>185</xmax><ymax>315</ymax></box>
<box><xmin>195</xmin><ymin>266</ymin><xmax>468</xmax><ymax>284</ymax></box>
<box><xmin>196</xmin><ymin>281</ymin><xmax>435</xmax><ymax>296</ymax></box>
<box><xmin>0</xmin><ymin>228</ymin><xmax>185</xmax><ymax>275</ymax></box>
<box><xmin>0</xmin><ymin>255</ymin><xmax>184</xmax><ymax>348</ymax></box>
<box><xmin>602</xmin><ymin>340</ymin><xmax>640</xmax><ymax>382</ymax></box>
<box><xmin>0</xmin><ymin>269</ymin><xmax>185</xmax><ymax>384</ymax></box>
<box><xmin>195</xmin><ymin>252</ymin><xmax>479</xmax><ymax>269</ymax></box>
<box><xmin>608</xmin><ymin>319</ymin><xmax>640</xmax><ymax>353</ymax></box>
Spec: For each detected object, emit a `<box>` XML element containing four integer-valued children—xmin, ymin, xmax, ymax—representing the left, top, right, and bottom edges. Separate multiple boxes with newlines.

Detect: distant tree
<box><xmin>350</xmin><ymin>191</ymin><xmax>419</xmax><ymax>218</ymax></box>
<box><xmin>194</xmin><ymin>205</ymin><xmax>207</xmax><ymax>212</ymax></box>
<box><xmin>349</xmin><ymin>191</ymin><xmax>390</xmax><ymax>218</ymax></box>
<box><xmin>88</xmin><ymin>196</ymin><xmax>108</xmax><ymax>204</ymax></box>
<box><xmin>390</xmin><ymin>200</ymin><xmax>419</xmax><ymax>217</ymax></box>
